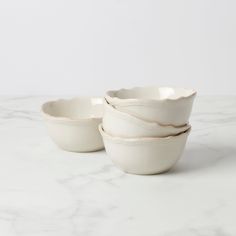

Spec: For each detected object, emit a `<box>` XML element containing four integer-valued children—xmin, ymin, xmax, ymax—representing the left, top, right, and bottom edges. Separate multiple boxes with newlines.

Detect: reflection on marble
<box><xmin>0</xmin><ymin>96</ymin><xmax>236</xmax><ymax>236</ymax></box>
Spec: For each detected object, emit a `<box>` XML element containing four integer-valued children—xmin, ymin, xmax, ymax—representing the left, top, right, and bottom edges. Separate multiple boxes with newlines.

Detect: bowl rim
<box><xmin>41</xmin><ymin>97</ymin><xmax>103</xmax><ymax>123</ymax></box>
<box><xmin>99</xmin><ymin>124</ymin><xmax>191</xmax><ymax>144</ymax></box>
<box><xmin>106</xmin><ymin>86</ymin><xmax>197</xmax><ymax>104</ymax></box>
<box><xmin>104</xmin><ymin>99</ymin><xmax>190</xmax><ymax>129</ymax></box>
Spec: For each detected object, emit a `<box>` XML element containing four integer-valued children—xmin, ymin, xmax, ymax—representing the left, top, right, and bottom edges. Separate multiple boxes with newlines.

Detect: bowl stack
<box><xmin>100</xmin><ymin>86</ymin><xmax>196</xmax><ymax>175</ymax></box>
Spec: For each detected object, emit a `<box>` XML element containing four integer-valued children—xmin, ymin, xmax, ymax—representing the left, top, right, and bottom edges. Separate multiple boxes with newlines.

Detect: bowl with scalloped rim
<box><xmin>99</xmin><ymin>124</ymin><xmax>191</xmax><ymax>175</ymax></box>
<box><xmin>105</xmin><ymin>86</ymin><xmax>196</xmax><ymax>126</ymax></box>
<box><xmin>103</xmin><ymin>100</ymin><xmax>190</xmax><ymax>138</ymax></box>
<box><xmin>42</xmin><ymin>97</ymin><xmax>104</xmax><ymax>152</ymax></box>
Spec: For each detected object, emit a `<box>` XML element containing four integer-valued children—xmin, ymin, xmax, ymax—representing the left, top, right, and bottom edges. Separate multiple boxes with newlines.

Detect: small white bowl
<box><xmin>103</xmin><ymin>101</ymin><xmax>190</xmax><ymax>138</ymax></box>
<box><xmin>106</xmin><ymin>86</ymin><xmax>196</xmax><ymax>126</ymax></box>
<box><xmin>42</xmin><ymin>97</ymin><xmax>104</xmax><ymax>152</ymax></box>
<box><xmin>99</xmin><ymin>124</ymin><xmax>190</xmax><ymax>175</ymax></box>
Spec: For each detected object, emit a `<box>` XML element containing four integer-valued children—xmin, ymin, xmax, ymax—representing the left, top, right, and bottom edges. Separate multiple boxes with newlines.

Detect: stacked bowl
<box><xmin>100</xmin><ymin>86</ymin><xmax>196</xmax><ymax>175</ymax></box>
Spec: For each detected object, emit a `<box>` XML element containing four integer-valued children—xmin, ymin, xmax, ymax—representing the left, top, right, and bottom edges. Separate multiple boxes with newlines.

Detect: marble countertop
<box><xmin>0</xmin><ymin>96</ymin><xmax>236</xmax><ymax>236</ymax></box>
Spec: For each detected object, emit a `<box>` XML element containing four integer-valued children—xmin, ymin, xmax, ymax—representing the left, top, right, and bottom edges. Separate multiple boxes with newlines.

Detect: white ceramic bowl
<box><xmin>106</xmin><ymin>86</ymin><xmax>196</xmax><ymax>126</ymax></box>
<box><xmin>99</xmin><ymin>124</ymin><xmax>190</xmax><ymax>175</ymax></box>
<box><xmin>42</xmin><ymin>97</ymin><xmax>104</xmax><ymax>152</ymax></box>
<box><xmin>103</xmin><ymin>101</ymin><xmax>190</xmax><ymax>138</ymax></box>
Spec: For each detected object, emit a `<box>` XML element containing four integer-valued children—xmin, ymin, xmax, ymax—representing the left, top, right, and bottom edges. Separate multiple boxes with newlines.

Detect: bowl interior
<box><xmin>108</xmin><ymin>87</ymin><xmax>196</xmax><ymax>100</ymax></box>
<box><xmin>43</xmin><ymin>97</ymin><xmax>103</xmax><ymax>119</ymax></box>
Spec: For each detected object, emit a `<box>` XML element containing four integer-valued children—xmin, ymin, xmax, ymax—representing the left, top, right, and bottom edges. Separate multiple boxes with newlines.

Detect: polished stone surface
<box><xmin>0</xmin><ymin>96</ymin><xmax>235</xmax><ymax>236</ymax></box>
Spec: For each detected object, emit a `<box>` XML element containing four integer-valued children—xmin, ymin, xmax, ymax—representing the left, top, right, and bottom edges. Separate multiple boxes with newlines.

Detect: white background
<box><xmin>0</xmin><ymin>0</ymin><xmax>235</xmax><ymax>96</ymax></box>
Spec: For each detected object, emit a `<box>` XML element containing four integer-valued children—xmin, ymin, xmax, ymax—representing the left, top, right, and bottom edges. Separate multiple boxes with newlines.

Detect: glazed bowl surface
<box><xmin>42</xmin><ymin>97</ymin><xmax>104</xmax><ymax>152</ymax></box>
<box><xmin>105</xmin><ymin>86</ymin><xmax>196</xmax><ymax>126</ymax></box>
<box><xmin>103</xmin><ymin>101</ymin><xmax>190</xmax><ymax>138</ymax></box>
<box><xmin>99</xmin><ymin>124</ymin><xmax>191</xmax><ymax>175</ymax></box>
